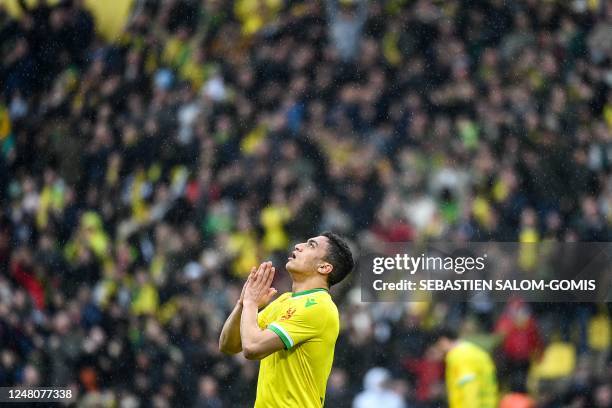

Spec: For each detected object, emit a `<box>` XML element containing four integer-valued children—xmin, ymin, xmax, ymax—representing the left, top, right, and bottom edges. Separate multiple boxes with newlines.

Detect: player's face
<box><xmin>427</xmin><ymin>343</ymin><xmax>444</xmax><ymax>361</ymax></box>
<box><xmin>428</xmin><ymin>338</ymin><xmax>450</xmax><ymax>361</ymax></box>
<box><xmin>286</xmin><ymin>236</ymin><xmax>330</xmax><ymax>275</ymax></box>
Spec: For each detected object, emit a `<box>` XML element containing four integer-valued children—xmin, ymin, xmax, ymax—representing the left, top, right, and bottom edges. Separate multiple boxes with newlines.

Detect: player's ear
<box><xmin>317</xmin><ymin>262</ymin><xmax>333</xmax><ymax>276</ymax></box>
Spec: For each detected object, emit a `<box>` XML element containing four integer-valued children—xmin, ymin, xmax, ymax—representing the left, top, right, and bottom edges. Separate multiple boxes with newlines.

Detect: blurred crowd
<box><xmin>1</xmin><ymin>0</ymin><xmax>612</xmax><ymax>407</ymax></box>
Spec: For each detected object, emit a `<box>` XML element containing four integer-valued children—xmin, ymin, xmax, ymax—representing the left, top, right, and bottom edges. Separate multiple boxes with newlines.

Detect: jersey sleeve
<box><xmin>257</xmin><ymin>305</ymin><xmax>272</xmax><ymax>329</ymax></box>
<box><xmin>267</xmin><ymin>302</ymin><xmax>329</xmax><ymax>350</ymax></box>
<box><xmin>257</xmin><ymin>295</ymin><xmax>282</xmax><ymax>329</ymax></box>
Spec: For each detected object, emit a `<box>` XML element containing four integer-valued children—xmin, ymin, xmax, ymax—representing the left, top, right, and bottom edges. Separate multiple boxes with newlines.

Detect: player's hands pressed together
<box><xmin>220</xmin><ymin>263</ymin><xmax>273</xmax><ymax>354</ymax></box>
<box><xmin>238</xmin><ymin>267</ymin><xmax>255</xmax><ymax>306</ymax></box>
<box><xmin>239</xmin><ymin>261</ymin><xmax>285</xmax><ymax>360</ymax></box>
<box><xmin>243</xmin><ymin>261</ymin><xmax>277</xmax><ymax>308</ymax></box>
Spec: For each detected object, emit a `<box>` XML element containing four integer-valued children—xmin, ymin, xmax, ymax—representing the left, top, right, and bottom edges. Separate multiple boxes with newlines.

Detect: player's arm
<box><xmin>219</xmin><ymin>267</ymin><xmax>253</xmax><ymax>354</ymax></box>
<box><xmin>219</xmin><ymin>302</ymin><xmax>245</xmax><ymax>354</ymax></box>
<box><xmin>447</xmin><ymin>359</ymin><xmax>480</xmax><ymax>408</ymax></box>
<box><xmin>240</xmin><ymin>262</ymin><xmax>285</xmax><ymax>360</ymax></box>
<box><xmin>453</xmin><ymin>375</ymin><xmax>480</xmax><ymax>407</ymax></box>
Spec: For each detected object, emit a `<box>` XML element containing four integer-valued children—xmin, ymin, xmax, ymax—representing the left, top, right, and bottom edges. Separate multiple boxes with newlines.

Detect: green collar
<box><xmin>291</xmin><ymin>288</ymin><xmax>329</xmax><ymax>298</ymax></box>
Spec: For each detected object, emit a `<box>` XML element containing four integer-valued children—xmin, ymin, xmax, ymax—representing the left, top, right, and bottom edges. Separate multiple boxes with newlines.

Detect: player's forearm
<box><xmin>240</xmin><ymin>300</ymin><xmax>267</xmax><ymax>360</ymax></box>
<box><xmin>219</xmin><ymin>302</ymin><xmax>243</xmax><ymax>354</ymax></box>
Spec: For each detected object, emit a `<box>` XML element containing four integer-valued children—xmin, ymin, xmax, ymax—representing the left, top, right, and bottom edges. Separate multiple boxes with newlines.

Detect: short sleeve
<box><xmin>257</xmin><ymin>297</ymin><xmax>281</xmax><ymax>329</ymax></box>
<box><xmin>257</xmin><ymin>305</ymin><xmax>272</xmax><ymax>329</ymax></box>
<box><xmin>267</xmin><ymin>303</ymin><xmax>328</xmax><ymax>350</ymax></box>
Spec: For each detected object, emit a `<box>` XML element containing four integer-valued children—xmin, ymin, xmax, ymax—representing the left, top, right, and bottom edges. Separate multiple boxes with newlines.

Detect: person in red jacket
<box><xmin>10</xmin><ymin>247</ymin><xmax>45</xmax><ymax>310</ymax></box>
<box><xmin>495</xmin><ymin>297</ymin><xmax>542</xmax><ymax>387</ymax></box>
<box><xmin>402</xmin><ymin>349</ymin><xmax>444</xmax><ymax>403</ymax></box>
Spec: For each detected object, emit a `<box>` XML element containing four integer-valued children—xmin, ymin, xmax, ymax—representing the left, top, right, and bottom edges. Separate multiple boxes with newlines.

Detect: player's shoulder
<box><xmin>293</xmin><ymin>288</ymin><xmax>335</xmax><ymax>305</ymax></box>
<box><xmin>268</xmin><ymin>292</ymin><xmax>291</xmax><ymax>309</ymax></box>
<box><xmin>275</xmin><ymin>292</ymin><xmax>293</xmax><ymax>302</ymax></box>
<box><xmin>286</xmin><ymin>289</ymin><xmax>338</xmax><ymax>318</ymax></box>
<box><xmin>448</xmin><ymin>341</ymin><xmax>487</xmax><ymax>363</ymax></box>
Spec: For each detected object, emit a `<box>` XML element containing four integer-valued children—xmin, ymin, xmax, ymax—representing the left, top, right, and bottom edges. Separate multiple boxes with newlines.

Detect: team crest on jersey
<box><xmin>280</xmin><ymin>307</ymin><xmax>296</xmax><ymax>321</ymax></box>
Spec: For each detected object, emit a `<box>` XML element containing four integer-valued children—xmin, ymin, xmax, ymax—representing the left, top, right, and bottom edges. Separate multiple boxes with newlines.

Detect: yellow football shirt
<box><xmin>255</xmin><ymin>288</ymin><xmax>339</xmax><ymax>408</ymax></box>
<box><xmin>446</xmin><ymin>341</ymin><xmax>498</xmax><ymax>408</ymax></box>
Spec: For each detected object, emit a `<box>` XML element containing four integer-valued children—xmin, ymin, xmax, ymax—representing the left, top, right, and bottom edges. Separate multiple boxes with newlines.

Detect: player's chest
<box><xmin>269</xmin><ymin>298</ymin><xmax>301</xmax><ymax>321</ymax></box>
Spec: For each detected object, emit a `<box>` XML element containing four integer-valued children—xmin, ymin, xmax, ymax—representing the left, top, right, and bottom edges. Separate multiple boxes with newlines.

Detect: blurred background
<box><xmin>0</xmin><ymin>0</ymin><xmax>611</xmax><ymax>406</ymax></box>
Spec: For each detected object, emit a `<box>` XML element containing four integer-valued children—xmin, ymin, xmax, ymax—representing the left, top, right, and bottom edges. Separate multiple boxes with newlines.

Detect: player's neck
<box><xmin>448</xmin><ymin>340</ymin><xmax>460</xmax><ymax>352</ymax></box>
<box><xmin>291</xmin><ymin>275</ymin><xmax>329</xmax><ymax>294</ymax></box>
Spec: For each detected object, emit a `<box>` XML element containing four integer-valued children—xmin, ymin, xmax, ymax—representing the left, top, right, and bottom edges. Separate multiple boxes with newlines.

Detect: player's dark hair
<box><xmin>321</xmin><ymin>231</ymin><xmax>354</xmax><ymax>287</ymax></box>
<box><xmin>429</xmin><ymin>326</ymin><xmax>459</xmax><ymax>343</ymax></box>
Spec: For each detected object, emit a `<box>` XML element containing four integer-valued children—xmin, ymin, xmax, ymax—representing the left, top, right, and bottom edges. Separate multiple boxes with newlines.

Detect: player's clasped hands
<box><xmin>241</xmin><ymin>261</ymin><xmax>277</xmax><ymax>308</ymax></box>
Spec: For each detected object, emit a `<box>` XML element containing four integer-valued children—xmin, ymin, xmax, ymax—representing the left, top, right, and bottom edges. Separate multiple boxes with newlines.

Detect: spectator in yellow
<box><xmin>64</xmin><ymin>211</ymin><xmax>110</xmax><ymax>265</ymax></box>
<box><xmin>162</xmin><ymin>26</ymin><xmax>193</xmax><ymax>69</ymax></box>
<box><xmin>131</xmin><ymin>269</ymin><xmax>159</xmax><ymax>316</ymax></box>
<box><xmin>518</xmin><ymin>208</ymin><xmax>539</xmax><ymax>272</ymax></box>
<box><xmin>234</xmin><ymin>0</ymin><xmax>283</xmax><ymax>37</ymax></box>
<box><xmin>227</xmin><ymin>213</ymin><xmax>259</xmax><ymax>278</ymax></box>
<box><xmin>260</xmin><ymin>190</ymin><xmax>291</xmax><ymax>253</ymax></box>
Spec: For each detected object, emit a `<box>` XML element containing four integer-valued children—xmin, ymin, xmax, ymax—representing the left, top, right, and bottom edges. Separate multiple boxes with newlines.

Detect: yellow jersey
<box><xmin>255</xmin><ymin>288</ymin><xmax>339</xmax><ymax>408</ymax></box>
<box><xmin>446</xmin><ymin>341</ymin><xmax>498</xmax><ymax>408</ymax></box>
